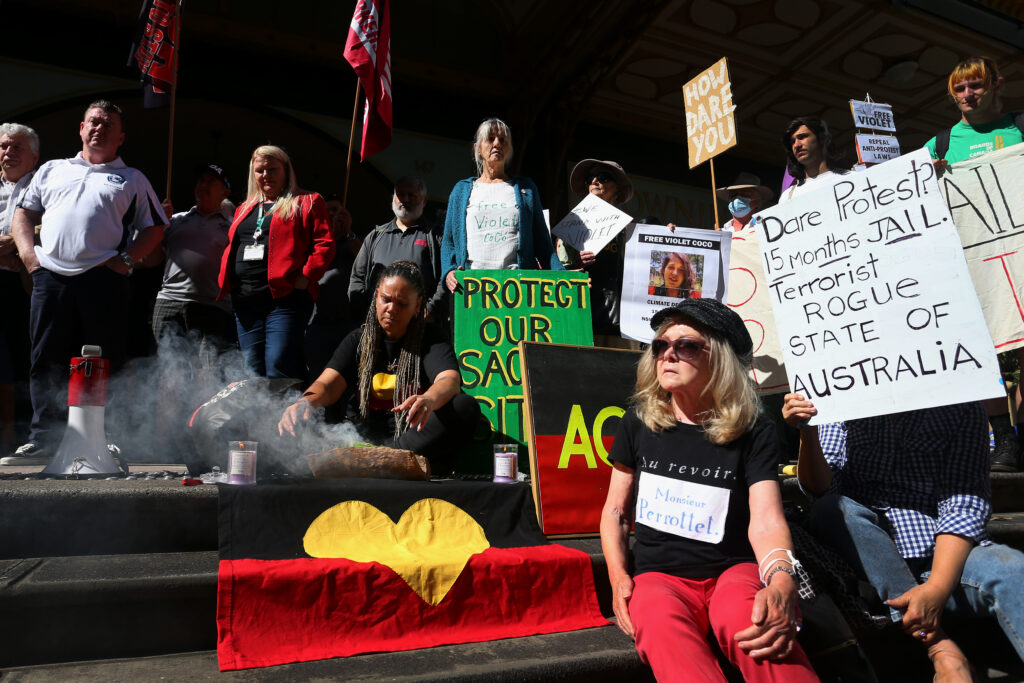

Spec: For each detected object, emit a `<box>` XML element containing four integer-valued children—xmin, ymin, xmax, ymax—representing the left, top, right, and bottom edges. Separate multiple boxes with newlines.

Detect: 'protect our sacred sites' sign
<box><xmin>756</xmin><ymin>148</ymin><xmax>1003</xmax><ymax>424</ymax></box>
<box><xmin>454</xmin><ymin>271</ymin><xmax>592</xmax><ymax>471</ymax></box>
<box><xmin>684</xmin><ymin>58</ymin><xmax>737</xmax><ymax>168</ymax></box>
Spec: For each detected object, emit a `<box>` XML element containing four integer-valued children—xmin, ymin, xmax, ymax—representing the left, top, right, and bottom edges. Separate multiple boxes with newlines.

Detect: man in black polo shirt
<box><xmin>348</xmin><ymin>175</ymin><xmax>445</xmax><ymax>322</ymax></box>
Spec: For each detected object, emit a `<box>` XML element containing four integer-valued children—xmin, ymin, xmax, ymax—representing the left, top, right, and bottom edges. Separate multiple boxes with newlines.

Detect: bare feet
<box><xmin>928</xmin><ymin>637</ymin><xmax>974</xmax><ymax>683</ymax></box>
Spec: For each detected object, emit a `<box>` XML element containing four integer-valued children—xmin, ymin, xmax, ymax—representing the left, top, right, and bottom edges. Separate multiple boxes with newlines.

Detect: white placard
<box><xmin>636</xmin><ymin>471</ymin><xmax>728</xmax><ymax>544</ymax></box>
<box><xmin>941</xmin><ymin>144</ymin><xmax>1024</xmax><ymax>352</ymax></box>
<box><xmin>756</xmin><ymin>148</ymin><xmax>1003</xmax><ymax>424</ymax></box>
<box><xmin>850</xmin><ymin>100</ymin><xmax>896</xmax><ymax>132</ymax></box>
<box><xmin>856</xmin><ymin>134</ymin><xmax>901</xmax><ymax>164</ymax></box>
<box><xmin>550</xmin><ymin>193</ymin><xmax>633</xmax><ymax>254</ymax></box>
<box><xmin>620</xmin><ymin>226</ymin><xmax>731</xmax><ymax>342</ymax></box>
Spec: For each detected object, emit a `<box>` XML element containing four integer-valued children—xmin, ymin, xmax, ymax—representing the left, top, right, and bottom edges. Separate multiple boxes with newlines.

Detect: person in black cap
<box><xmin>152</xmin><ymin>163</ymin><xmax>235</xmax><ymax>368</ymax></box>
<box><xmin>600</xmin><ymin>298</ymin><xmax>816</xmax><ymax>682</ymax></box>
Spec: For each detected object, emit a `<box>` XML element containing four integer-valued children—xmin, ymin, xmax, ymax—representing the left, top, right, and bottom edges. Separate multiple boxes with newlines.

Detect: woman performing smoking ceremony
<box><xmin>278</xmin><ymin>260</ymin><xmax>479</xmax><ymax>474</ymax></box>
<box><xmin>600</xmin><ymin>298</ymin><xmax>818</xmax><ymax>682</ymax></box>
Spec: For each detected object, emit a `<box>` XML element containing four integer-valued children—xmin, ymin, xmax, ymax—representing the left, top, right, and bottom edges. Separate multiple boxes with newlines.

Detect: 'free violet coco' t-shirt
<box><xmin>465</xmin><ymin>181</ymin><xmax>519</xmax><ymax>270</ymax></box>
<box><xmin>608</xmin><ymin>409</ymin><xmax>779</xmax><ymax>579</ymax></box>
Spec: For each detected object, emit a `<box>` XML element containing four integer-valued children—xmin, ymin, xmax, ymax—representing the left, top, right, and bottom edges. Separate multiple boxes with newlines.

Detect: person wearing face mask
<box><xmin>348</xmin><ymin>175</ymin><xmax>445</xmax><ymax>324</ymax></box>
<box><xmin>715</xmin><ymin>173</ymin><xmax>774</xmax><ymax>232</ymax></box>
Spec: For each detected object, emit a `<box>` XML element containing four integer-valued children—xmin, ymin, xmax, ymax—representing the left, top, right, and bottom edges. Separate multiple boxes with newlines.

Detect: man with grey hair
<box><xmin>0</xmin><ymin>122</ymin><xmax>40</xmax><ymax>453</ymax></box>
<box><xmin>3</xmin><ymin>101</ymin><xmax>166</xmax><ymax>465</ymax></box>
<box><xmin>348</xmin><ymin>175</ymin><xmax>445</xmax><ymax>322</ymax></box>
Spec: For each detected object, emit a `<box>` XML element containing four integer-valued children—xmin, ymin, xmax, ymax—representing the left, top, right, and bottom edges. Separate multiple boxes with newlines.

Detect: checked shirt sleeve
<box><xmin>935</xmin><ymin>403</ymin><xmax>991</xmax><ymax>546</ymax></box>
<box><xmin>797</xmin><ymin>422</ymin><xmax>848</xmax><ymax>500</ymax></box>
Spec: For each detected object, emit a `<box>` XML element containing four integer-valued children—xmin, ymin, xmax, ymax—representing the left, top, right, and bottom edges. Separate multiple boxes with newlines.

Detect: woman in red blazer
<box><xmin>217</xmin><ymin>145</ymin><xmax>335</xmax><ymax>379</ymax></box>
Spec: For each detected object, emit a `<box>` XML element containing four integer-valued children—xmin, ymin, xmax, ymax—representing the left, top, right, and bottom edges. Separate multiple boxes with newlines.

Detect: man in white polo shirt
<box><xmin>3</xmin><ymin>100</ymin><xmax>166</xmax><ymax>465</ymax></box>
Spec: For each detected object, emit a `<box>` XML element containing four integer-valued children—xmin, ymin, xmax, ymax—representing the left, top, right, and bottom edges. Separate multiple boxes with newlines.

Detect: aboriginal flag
<box><xmin>216</xmin><ymin>479</ymin><xmax>607</xmax><ymax>670</ymax></box>
<box><xmin>128</xmin><ymin>0</ymin><xmax>180</xmax><ymax>108</ymax></box>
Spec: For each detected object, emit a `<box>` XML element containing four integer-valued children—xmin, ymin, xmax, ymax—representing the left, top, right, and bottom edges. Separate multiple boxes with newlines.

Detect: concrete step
<box><xmin>0</xmin><ymin>626</ymin><xmax>653</xmax><ymax>682</ymax></box>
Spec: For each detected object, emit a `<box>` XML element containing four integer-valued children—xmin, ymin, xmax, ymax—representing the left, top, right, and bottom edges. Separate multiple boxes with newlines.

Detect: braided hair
<box><xmin>356</xmin><ymin>259</ymin><xmax>428</xmax><ymax>439</ymax></box>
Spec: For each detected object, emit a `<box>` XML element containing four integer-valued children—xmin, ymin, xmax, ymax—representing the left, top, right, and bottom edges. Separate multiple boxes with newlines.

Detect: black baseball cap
<box><xmin>195</xmin><ymin>163</ymin><xmax>230</xmax><ymax>190</ymax></box>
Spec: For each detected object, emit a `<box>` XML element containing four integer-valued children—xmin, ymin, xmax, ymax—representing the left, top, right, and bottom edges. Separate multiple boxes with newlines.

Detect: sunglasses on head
<box><xmin>651</xmin><ymin>337</ymin><xmax>710</xmax><ymax>360</ymax></box>
<box><xmin>589</xmin><ymin>171</ymin><xmax>615</xmax><ymax>185</ymax></box>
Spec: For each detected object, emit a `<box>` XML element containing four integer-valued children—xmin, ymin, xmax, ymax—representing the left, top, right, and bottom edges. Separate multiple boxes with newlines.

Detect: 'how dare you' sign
<box><xmin>755</xmin><ymin>148</ymin><xmax>1003</xmax><ymax>424</ymax></box>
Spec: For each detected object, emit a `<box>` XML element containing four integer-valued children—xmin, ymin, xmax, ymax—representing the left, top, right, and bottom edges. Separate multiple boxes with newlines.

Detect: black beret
<box><xmin>650</xmin><ymin>298</ymin><xmax>753</xmax><ymax>367</ymax></box>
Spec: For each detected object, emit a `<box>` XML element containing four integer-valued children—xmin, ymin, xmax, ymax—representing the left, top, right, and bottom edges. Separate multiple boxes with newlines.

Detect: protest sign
<box><xmin>521</xmin><ymin>342</ymin><xmax>640</xmax><ymax>535</ymax></box>
<box><xmin>849</xmin><ymin>100</ymin><xmax>896</xmax><ymax>132</ymax></box>
<box><xmin>683</xmin><ymin>58</ymin><xmax>737</xmax><ymax>169</ymax></box>
<box><xmin>855</xmin><ymin>134</ymin><xmax>901</xmax><ymax>164</ymax></box>
<box><xmin>942</xmin><ymin>144</ymin><xmax>1024</xmax><ymax>352</ymax></box>
<box><xmin>620</xmin><ymin>225</ymin><xmax>730</xmax><ymax>343</ymax></box>
<box><xmin>453</xmin><ymin>270</ymin><xmax>593</xmax><ymax>473</ymax></box>
<box><xmin>551</xmin><ymin>193</ymin><xmax>633</xmax><ymax>254</ymax></box>
<box><xmin>756</xmin><ymin>148</ymin><xmax>1003</xmax><ymax>424</ymax></box>
<box><xmin>726</xmin><ymin>228</ymin><xmax>790</xmax><ymax>394</ymax></box>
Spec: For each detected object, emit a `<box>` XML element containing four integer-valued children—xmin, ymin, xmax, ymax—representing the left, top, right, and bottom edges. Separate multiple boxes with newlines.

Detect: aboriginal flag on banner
<box><xmin>216</xmin><ymin>479</ymin><xmax>607</xmax><ymax>671</ymax></box>
<box><xmin>128</xmin><ymin>0</ymin><xmax>180</xmax><ymax>108</ymax></box>
<box><xmin>343</xmin><ymin>0</ymin><xmax>392</xmax><ymax>160</ymax></box>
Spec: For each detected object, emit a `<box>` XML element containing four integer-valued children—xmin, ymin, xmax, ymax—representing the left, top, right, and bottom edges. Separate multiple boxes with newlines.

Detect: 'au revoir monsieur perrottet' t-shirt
<box><xmin>608</xmin><ymin>409</ymin><xmax>779</xmax><ymax>579</ymax></box>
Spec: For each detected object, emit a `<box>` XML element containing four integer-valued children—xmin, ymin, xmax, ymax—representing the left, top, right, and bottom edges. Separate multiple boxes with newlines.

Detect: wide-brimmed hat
<box><xmin>650</xmin><ymin>298</ymin><xmax>753</xmax><ymax>367</ymax></box>
<box><xmin>569</xmin><ymin>159</ymin><xmax>634</xmax><ymax>205</ymax></box>
<box><xmin>714</xmin><ymin>172</ymin><xmax>773</xmax><ymax>203</ymax></box>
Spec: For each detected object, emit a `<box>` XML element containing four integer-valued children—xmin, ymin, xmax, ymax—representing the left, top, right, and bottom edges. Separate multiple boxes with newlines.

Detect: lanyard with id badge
<box><xmin>243</xmin><ymin>201</ymin><xmax>274</xmax><ymax>261</ymax></box>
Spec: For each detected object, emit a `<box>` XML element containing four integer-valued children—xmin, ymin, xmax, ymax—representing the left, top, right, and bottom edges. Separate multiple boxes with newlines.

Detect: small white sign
<box><xmin>850</xmin><ymin>100</ymin><xmax>897</xmax><ymax>132</ymax></box>
<box><xmin>856</xmin><ymin>134</ymin><xmax>901</xmax><ymax>164</ymax></box>
<box><xmin>550</xmin><ymin>193</ymin><xmax>633</xmax><ymax>254</ymax></box>
<box><xmin>619</xmin><ymin>225</ymin><xmax>730</xmax><ymax>342</ymax></box>
<box><xmin>636</xmin><ymin>471</ymin><xmax>729</xmax><ymax>543</ymax></box>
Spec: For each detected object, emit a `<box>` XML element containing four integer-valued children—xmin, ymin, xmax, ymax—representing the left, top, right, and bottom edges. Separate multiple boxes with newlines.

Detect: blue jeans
<box><xmin>232</xmin><ymin>290</ymin><xmax>312</xmax><ymax>380</ymax></box>
<box><xmin>810</xmin><ymin>493</ymin><xmax>1024</xmax><ymax>660</ymax></box>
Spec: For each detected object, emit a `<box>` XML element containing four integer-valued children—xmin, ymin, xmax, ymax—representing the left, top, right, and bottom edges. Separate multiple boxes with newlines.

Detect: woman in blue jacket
<box><xmin>442</xmin><ymin>118</ymin><xmax>563</xmax><ymax>293</ymax></box>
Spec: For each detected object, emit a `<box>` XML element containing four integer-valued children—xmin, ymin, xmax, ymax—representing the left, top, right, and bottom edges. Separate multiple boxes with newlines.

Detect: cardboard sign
<box><xmin>620</xmin><ymin>225</ymin><xmax>731</xmax><ymax>342</ymax></box>
<box><xmin>849</xmin><ymin>100</ymin><xmax>896</xmax><ymax>133</ymax></box>
<box><xmin>856</xmin><ymin>134</ymin><xmax>901</xmax><ymax>164</ymax></box>
<box><xmin>683</xmin><ymin>58</ymin><xmax>737</xmax><ymax>168</ymax></box>
<box><xmin>454</xmin><ymin>271</ymin><xmax>593</xmax><ymax>472</ymax></box>
<box><xmin>726</xmin><ymin>228</ymin><xmax>790</xmax><ymax>394</ymax></box>
<box><xmin>756</xmin><ymin>148</ymin><xmax>1003</xmax><ymax>424</ymax></box>
<box><xmin>551</xmin><ymin>193</ymin><xmax>633</xmax><ymax>254</ymax></box>
<box><xmin>520</xmin><ymin>341</ymin><xmax>640</xmax><ymax>535</ymax></box>
<box><xmin>942</xmin><ymin>144</ymin><xmax>1024</xmax><ymax>351</ymax></box>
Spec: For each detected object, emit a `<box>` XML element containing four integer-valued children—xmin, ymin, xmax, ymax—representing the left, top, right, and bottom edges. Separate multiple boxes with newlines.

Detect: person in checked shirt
<box><xmin>783</xmin><ymin>396</ymin><xmax>1024</xmax><ymax>681</ymax></box>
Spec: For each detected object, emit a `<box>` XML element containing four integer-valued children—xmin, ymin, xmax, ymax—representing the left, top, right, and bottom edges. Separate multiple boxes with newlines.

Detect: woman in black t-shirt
<box><xmin>278</xmin><ymin>260</ymin><xmax>479</xmax><ymax>473</ymax></box>
<box><xmin>600</xmin><ymin>298</ymin><xmax>818</xmax><ymax>682</ymax></box>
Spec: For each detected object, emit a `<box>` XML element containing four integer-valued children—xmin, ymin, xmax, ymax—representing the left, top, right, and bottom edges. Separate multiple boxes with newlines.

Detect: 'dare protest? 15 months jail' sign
<box><xmin>454</xmin><ymin>271</ymin><xmax>593</xmax><ymax>472</ymax></box>
<box><xmin>756</xmin><ymin>148</ymin><xmax>1003</xmax><ymax>424</ymax></box>
<box><xmin>684</xmin><ymin>58</ymin><xmax>737</xmax><ymax>168</ymax></box>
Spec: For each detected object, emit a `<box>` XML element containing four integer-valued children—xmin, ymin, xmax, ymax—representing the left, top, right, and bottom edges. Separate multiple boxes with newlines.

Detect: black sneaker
<box><xmin>0</xmin><ymin>442</ymin><xmax>51</xmax><ymax>466</ymax></box>
<box><xmin>990</xmin><ymin>440</ymin><xmax>1021</xmax><ymax>473</ymax></box>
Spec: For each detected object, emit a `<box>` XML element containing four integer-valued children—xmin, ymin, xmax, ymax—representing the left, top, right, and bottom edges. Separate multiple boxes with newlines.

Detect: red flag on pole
<box><xmin>343</xmin><ymin>0</ymin><xmax>392</xmax><ymax>160</ymax></box>
<box><xmin>128</xmin><ymin>0</ymin><xmax>180</xmax><ymax>109</ymax></box>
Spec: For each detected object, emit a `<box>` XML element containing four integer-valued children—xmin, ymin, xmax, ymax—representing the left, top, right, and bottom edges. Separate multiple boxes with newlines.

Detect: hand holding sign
<box><xmin>551</xmin><ymin>193</ymin><xmax>633</xmax><ymax>254</ymax></box>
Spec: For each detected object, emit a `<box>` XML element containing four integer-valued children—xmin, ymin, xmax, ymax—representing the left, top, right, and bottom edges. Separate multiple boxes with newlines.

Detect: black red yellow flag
<box><xmin>216</xmin><ymin>479</ymin><xmax>607</xmax><ymax>670</ymax></box>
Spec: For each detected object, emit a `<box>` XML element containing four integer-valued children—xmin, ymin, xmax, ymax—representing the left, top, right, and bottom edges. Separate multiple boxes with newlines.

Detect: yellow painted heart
<box><xmin>302</xmin><ymin>498</ymin><xmax>490</xmax><ymax>606</ymax></box>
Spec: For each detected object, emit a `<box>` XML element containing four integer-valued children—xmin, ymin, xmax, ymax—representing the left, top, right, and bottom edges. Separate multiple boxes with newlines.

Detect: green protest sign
<box><xmin>454</xmin><ymin>270</ymin><xmax>593</xmax><ymax>472</ymax></box>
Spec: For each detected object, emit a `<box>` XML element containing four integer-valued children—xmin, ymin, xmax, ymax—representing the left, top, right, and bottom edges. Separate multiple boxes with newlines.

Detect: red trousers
<box><xmin>629</xmin><ymin>564</ymin><xmax>818</xmax><ymax>683</ymax></box>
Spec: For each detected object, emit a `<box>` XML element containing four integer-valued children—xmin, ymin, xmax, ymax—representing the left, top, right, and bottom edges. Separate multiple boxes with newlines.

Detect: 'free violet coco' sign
<box><xmin>755</xmin><ymin>148</ymin><xmax>1003</xmax><ymax>424</ymax></box>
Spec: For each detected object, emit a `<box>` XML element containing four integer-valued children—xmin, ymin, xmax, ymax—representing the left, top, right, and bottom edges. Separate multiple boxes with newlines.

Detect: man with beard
<box><xmin>348</xmin><ymin>175</ymin><xmax>445</xmax><ymax>322</ymax></box>
<box><xmin>4</xmin><ymin>100</ymin><xmax>166</xmax><ymax>464</ymax></box>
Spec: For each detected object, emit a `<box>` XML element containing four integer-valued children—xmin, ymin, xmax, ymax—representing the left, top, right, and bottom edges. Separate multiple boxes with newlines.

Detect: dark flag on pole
<box><xmin>128</xmin><ymin>0</ymin><xmax>180</xmax><ymax>108</ymax></box>
<box><xmin>343</xmin><ymin>0</ymin><xmax>393</xmax><ymax>160</ymax></box>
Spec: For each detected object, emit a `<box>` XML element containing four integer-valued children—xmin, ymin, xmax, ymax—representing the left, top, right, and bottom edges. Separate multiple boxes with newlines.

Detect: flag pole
<box><xmin>164</xmin><ymin>0</ymin><xmax>182</xmax><ymax>201</ymax></box>
<box><xmin>709</xmin><ymin>157</ymin><xmax>720</xmax><ymax>229</ymax></box>
<box><xmin>342</xmin><ymin>80</ymin><xmax>361</xmax><ymax>207</ymax></box>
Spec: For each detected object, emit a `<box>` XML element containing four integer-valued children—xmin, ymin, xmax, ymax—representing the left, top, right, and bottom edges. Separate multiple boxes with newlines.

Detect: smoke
<box><xmin>91</xmin><ymin>327</ymin><xmax>365</xmax><ymax>477</ymax></box>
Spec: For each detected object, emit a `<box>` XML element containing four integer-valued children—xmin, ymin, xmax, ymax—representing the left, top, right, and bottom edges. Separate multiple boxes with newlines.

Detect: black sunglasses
<box><xmin>589</xmin><ymin>171</ymin><xmax>616</xmax><ymax>185</ymax></box>
<box><xmin>651</xmin><ymin>337</ymin><xmax>710</xmax><ymax>361</ymax></box>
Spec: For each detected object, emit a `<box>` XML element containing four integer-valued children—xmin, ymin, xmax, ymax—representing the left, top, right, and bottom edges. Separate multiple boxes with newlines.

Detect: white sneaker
<box><xmin>0</xmin><ymin>442</ymin><xmax>51</xmax><ymax>466</ymax></box>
